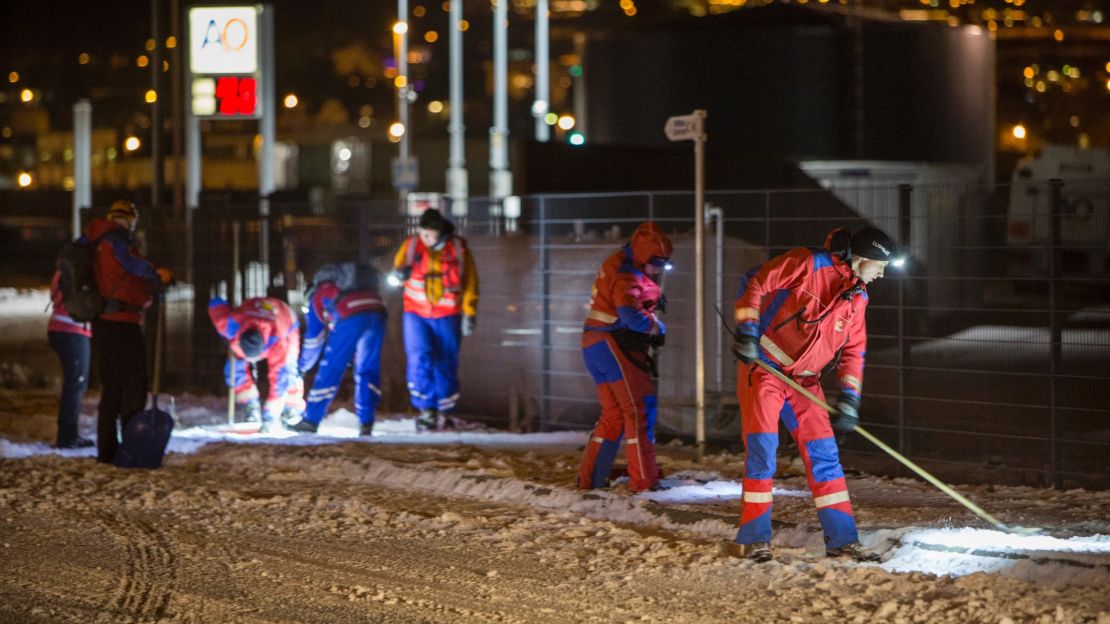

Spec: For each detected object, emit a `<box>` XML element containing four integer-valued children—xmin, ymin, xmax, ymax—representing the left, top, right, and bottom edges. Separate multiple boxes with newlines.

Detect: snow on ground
<box><xmin>3</xmin><ymin>287</ymin><xmax>1110</xmax><ymax>622</ymax></box>
<box><xmin>2</xmin><ymin>395</ymin><xmax>1110</xmax><ymax>622</ymax></box>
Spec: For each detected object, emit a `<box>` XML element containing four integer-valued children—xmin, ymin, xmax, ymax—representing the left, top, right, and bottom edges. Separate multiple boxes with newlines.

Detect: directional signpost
<box><xmin>665</xmin><ymin>109</ymin><xmax>707</xmax><ymax>461</ymax></box>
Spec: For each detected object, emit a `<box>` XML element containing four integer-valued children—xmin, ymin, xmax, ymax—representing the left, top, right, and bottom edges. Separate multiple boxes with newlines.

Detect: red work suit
<box><xmin>733</xmin><ymin>246</ymin><xmax>867</xmax><ymax>549</ymax></box>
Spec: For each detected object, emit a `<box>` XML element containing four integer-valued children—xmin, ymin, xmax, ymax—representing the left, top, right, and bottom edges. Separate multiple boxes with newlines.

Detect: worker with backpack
<box><xmin>287</xmin><ymin>262</ymin><xmax>387</xmax><ymax>436</ymax></box>
<box><xmin>388</xmin><ymin>208</ymin><xmax>479</xmax><ymax>431</ymax></box>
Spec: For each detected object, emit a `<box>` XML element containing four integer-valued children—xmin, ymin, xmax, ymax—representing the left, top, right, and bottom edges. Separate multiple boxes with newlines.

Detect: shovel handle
<box><xmin>751</xmin><ymin>358</ymin><xmax>1011</xmax><ymax>532</ymax></box>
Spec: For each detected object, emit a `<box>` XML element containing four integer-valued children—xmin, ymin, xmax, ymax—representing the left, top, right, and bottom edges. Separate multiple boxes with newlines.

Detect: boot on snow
<box><xmin>416</xmin><ymin>409</ymin><xmax>438</xmax><ymax>432</ymax></box>
<box><xmin>55</xmin><ymin>436</ymin><xmax>95</xmax><ymax>449</ymax></box>
<box><xmin>826</xmin><ymin>541</ymin><xmax>881</xmax><ymax>562</ymax></box>
<box><xmin>287</xmin><ymin>417</ymin><xmax>318</xmax><ymax>434</ymax></box>
<box><xmin>359</xmin><ymin>422</ymin><xmax>374</xmax><ymax>437</ymax></box>
<box><xmin>745</xmin><ymin>542</ymin><xmax>773</xmax><ymax>563</ymax></box>
<box><xmin>241</xmin><ymin>401</ymin><xmax>262</xmax><ymax>424</ymax></box>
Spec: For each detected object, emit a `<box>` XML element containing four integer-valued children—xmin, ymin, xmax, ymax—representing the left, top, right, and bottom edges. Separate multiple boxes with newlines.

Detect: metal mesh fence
<box><xmin>141</xmin><ymin>178</ymin><xmax>1108</xmax><ymax>488</ymax></box>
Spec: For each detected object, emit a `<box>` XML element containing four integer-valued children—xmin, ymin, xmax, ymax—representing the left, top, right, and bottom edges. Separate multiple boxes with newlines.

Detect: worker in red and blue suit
<box><xmin>208</xmin><ymin>296</ymin><xmax>305</xmax><ymax>433</ymax></box>
<box><xmin>577</xmin><ymin>222</ymin><xmax>672</xmax><ymax>493</ymax></box>
<box><xmin>389</xmin><ymin>208</ymin><xmax>478</xmax><ymax>431</ymax></box>
<box><xmin>288</xmin><ymin>263</ymin><xmax>387</xmax><ymax>436</ymax></box>
<box><xmin>730</xmin><ymin>226</ymin><xmax>897</xmax><ymax>563</ymax></box>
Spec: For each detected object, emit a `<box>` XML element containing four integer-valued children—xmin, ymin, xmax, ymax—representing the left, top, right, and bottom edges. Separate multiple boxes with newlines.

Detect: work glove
<box><xmin>731</xmin><ymin>334</ymin><xmax>759</xmax><ymax>365</ymax></box>
<box><xmin>386</xmin><ymin>267</ymin><xmax>411</xmax><ymax>288</ymax></box>
<box><xmin>833</xmin><ymin>394</ymin><xmax>861</xmax><ymax>432</ymax></box>
<box><xmin>462</xmin><ymin>314</ymin><xmax>477</xmax><ymax>337</ymax></box>
<box><xmin>656</xmin><ymin>294</ymin><xmax>668</xmax><ymax>314</ymax></box>
<box><xmin>156</xmin><ymin>267</ymin><xmax>175</xmax><ymax>286</ymax></box>
<box><xmin>647</xmin><ymin>333</ymin><xmax>666</xmax><ymax>348</ymax></box>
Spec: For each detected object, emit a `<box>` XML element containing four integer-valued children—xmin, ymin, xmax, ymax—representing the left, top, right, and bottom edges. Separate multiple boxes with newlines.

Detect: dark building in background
<box><xmin>582</xmin><ymin>5</ymin><xmax>995</xmax><ymax>186</ymax></box>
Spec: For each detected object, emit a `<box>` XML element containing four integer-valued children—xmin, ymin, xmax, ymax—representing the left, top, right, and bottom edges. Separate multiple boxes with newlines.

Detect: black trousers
<box><xmin>91</xmin><ymin>319</ymin><xmax>147</xmax><ymax>463</ymax></box>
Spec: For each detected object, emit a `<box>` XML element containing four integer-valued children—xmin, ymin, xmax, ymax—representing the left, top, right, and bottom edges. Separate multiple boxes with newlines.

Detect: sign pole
<box><xmin>664</xmin><ymin>109</ymin><xmax>708</xmax><ymax>461</ymax></box>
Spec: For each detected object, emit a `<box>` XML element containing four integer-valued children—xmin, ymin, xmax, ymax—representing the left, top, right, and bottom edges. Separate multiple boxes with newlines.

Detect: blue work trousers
<box><xmin>304</xmin><ymin>312</ymin><xmax>386</xmax><ymax>425</ymax></box>
<box><xmin>403</xmin><ymin>312</ymin><xmax>461</xmax><ymax>413</ymax></box>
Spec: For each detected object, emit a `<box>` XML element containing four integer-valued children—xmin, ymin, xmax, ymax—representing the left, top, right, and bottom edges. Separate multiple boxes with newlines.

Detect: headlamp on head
<box><xmin>648</xmin><ymin>256</ymin><xmax>672</xmax><ymax>271</ymax></box>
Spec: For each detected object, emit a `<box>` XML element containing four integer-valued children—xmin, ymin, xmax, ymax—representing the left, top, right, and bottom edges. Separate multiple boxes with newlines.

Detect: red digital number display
<box><xmin>215</xmin><ymin>76</ymin><xmax>257</xmax><ymax>116</ymax></box>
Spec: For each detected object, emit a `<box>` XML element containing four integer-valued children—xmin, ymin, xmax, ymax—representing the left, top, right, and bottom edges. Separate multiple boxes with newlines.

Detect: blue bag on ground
<box><xmin>114</xmin><ymin>395</ymin><xmax>174</xmax><ymax>469</ymax></box>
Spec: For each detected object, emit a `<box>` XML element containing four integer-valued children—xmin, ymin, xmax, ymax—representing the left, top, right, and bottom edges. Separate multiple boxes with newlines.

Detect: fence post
<box><xmin>539</xmin><ymin>197</ymin><xmax>550</xmax><ymax>432</ymax></box>
<box><xmin>897</xmin><ymin>183</ymin><xmax>912</xmax><ymax>454</ymax></box>
<box><xmin>1048</xmin><ymin>178</ymin><xmax>1064</xmax><ymax>488</ymax></box>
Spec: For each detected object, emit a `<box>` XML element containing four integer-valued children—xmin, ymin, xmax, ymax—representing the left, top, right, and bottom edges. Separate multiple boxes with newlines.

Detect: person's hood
<box><xmin>628</xmin><ymin>222</ymin><xmax>672</xmax><ymax>268</ymax></box>
<box><xmin>83</xmin><ymin>217</ymin><xmax>127</xmax><ymax>241</ymax></box>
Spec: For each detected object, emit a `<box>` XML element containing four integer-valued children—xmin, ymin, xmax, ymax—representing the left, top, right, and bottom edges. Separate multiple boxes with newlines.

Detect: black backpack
<box><xmin>333</xmin><ymin>261</ymin><xmax>380</xmax><ymax>294</ymax></box>
<box><xmin>55</xmin><ymin>235</ymin><xmax>105</xmax><ymax>323</ymax></box>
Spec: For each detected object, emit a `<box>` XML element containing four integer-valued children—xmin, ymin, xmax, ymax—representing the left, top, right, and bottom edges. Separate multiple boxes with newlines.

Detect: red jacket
<box><xmin>583</xmin><ymin>246</ymin><xmax>665</xmax><ymax>337</ymax></box>
<box><xmin>208</xmin><ymin>297</ymin><xmax>300</xmax><ymax>401</ymax></box>
<box><xmin>47</xmin><ymin>270</ymin><xmax>92</xmax><ymax>337</ymax></box>
<box><xmin>734</xmin><ymin>247</ymin><xmax>867</xmax><ymax>399</ymax></box>
<box><xmin>85</xmin><ymin>218</ymin><xmax>159</xmax><ymax>324</ymax></box>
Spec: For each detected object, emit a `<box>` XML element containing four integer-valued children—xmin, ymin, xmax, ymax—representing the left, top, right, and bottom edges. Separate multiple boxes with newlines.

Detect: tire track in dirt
<box><xmin>92</xmin><ymin>509</ymin><xmax>178</xmax><ymax>622</ymax></box>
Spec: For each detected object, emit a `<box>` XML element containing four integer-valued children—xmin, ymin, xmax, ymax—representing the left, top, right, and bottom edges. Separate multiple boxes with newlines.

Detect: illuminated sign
<box><xmin>189</xmin><ymin>5</ymin><xmax>262</xmax><ymax>118</ymax></box>
<box><xmin>189</xmin><ymin>6</ymin><xmax>259</xmax><ymax>75</ymax></box>
<box><xmin>191</xmin><ymin>76</ymin><xmax>257</xmax><ymax>116</ymax></box>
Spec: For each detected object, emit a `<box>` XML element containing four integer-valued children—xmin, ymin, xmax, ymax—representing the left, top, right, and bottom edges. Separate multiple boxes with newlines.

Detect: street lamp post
<box><xmin>446</xmin><ymin>0</ymin><xmax>468</xmax><ymax>219</ymax></box>
<box><xmin>490</xmin><ymin>0</ymin><xmax>511</xmax><ymax>227</ymax></box>
<box><xmin>533</xmin><ymin>0</ymin><xmax>550</xmax><ymax>142</ymax></box>
<box><xmin>396</xmin><ymin>1</ymin><xmax>413</xmax><ymax>210</ymax></box>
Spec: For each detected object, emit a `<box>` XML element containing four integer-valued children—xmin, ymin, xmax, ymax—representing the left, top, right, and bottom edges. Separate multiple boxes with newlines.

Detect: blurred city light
<box><xmin>459</xmin><ymin>19</ymin><xmax>469</xmax><ymax>31</ymax></box>
<box><xmin>395</xmin><ymin>75</ymin><xmax>408</xmax><ymax>88</ymax></box>
<box><xmin>283</xmin><ymin>94</ymin><xmax>299</xmax><ymax>108</ymax></box>
<box><xmin>145</xmin><ymin>90</ymin><xmax>157</xmax><ymax>104</ymax></box>
<box><xmin>425</xmin><ymin>31</ymin><xmax>439</xmax><ymax>43</ymax></box>
<box><xmin>19</xmin><ymin>89</ymin><xmax>33</xmax><ymax>103</ymax></box>
<box><xmin>166</xmin><ymin>36</ymin><xmax>177</xmax><ymax>49</ymax></box>
<box><xmin>557</xmin><ymin>115</ymin><xmax>575</xmax><ymax>130</ymax></box>
<box><xmin>17</xmin><ymin>172</ymin><xmax>32</xmax><ymax>188</ymax></box>
<box><xmin>544</xmin><ymin>112</ymin><xmax>558</xmax><ymax>125</ymax></box>
<box><xmin>388</xmin><ymin>122</ymin><xmax>406</xmax><ymax>139</ymax></box>
<box><xmin>78</xmin><ymin>53</ymin><xmax>90</xmax><ymax>65</ymax></box>
<box><xmin>124</xmin><ymin>136</ymin><xmax>141</xmax><ymax>152</ymax></box>
<box><xmin>428</xmin><ymin>100</ymin><xmax>444</xmax><ymax>114</ymax></box>
<box><xmin>1012</xmin><ymin>124</ymin><xmax>1026</xmax><ymax>139</ymax></box>
<box><xmin>7</xmin><ymin>71</ymin><xmax>18</xmax><ymax>83</ymax></box>
<box><xmin>393</xmin><ymin>21</ymin><xmax>409</xmax><ymax>35</ymax></box>
<box><xmin>137</xmin><ymin>55</ymin><xmax>149</xmax><ymax>68</ymax></box>
<box><xmin>568</xmin><ymin>132</ymin><xmax>585</xmax><ymax>146</ymax></box>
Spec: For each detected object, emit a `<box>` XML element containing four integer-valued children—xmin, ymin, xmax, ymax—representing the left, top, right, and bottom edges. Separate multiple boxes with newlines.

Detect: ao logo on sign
<box><xmin>189</xmin><ymin>7</ymin><xmax>258</xmax><ymax>74</ymax></box>
<box><xmin>201</xmin><ymin>18</ymin><xmax>249</xmax><ymax>53</ymax></box>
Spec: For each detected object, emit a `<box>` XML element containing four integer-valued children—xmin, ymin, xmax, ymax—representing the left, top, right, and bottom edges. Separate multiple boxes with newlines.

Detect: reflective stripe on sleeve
<box><xmin>587</xmin><ymin>309</ymin><xmax>618</xmax><ymax>324</ymax></box>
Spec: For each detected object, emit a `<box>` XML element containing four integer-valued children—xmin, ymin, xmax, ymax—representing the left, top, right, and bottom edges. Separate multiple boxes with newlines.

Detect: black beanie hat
<box><xmin>851</xmin><ymin>227</ymin><xmax>897</xmax><ymax>261</ymax></box>
<box><xmin>238</xmin><ymin>328</ymin><xmax>264</xmax><ymax>359</ymax></box>
<box><xmin>418</xmin><ymin>208</ymin><xmax>448</xmax><ymax>233</ymax></box>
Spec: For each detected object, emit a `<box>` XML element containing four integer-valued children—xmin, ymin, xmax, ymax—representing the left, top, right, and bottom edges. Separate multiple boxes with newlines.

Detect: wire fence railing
<box><xmin>46</xmin><ymin>178</ymin><xmax>1106</xmax><ymax>489</ymax></box>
